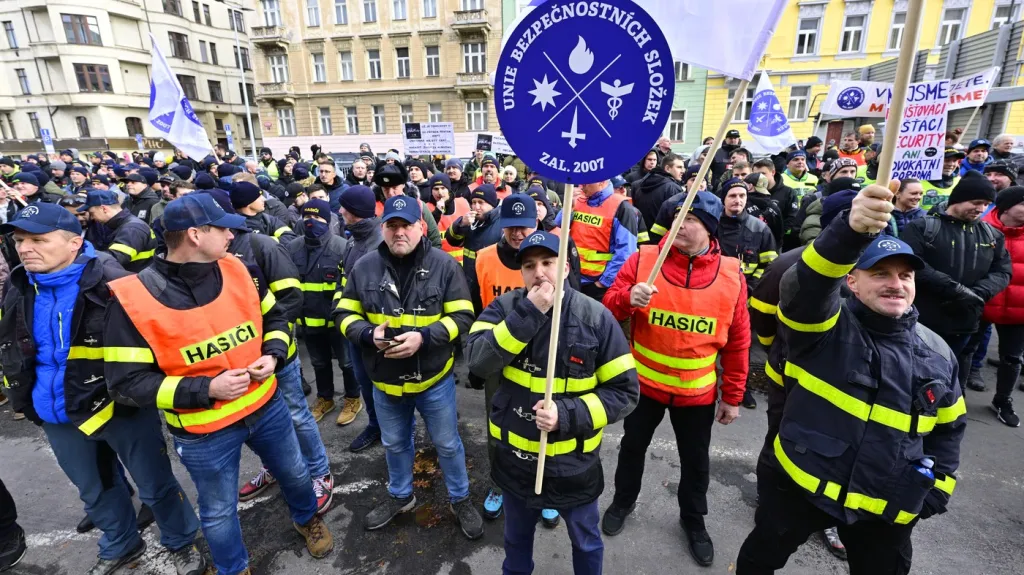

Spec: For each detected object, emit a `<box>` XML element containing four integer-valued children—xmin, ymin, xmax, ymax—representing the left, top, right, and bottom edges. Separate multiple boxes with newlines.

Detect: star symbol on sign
<box><xmin>757</xmin><ymin>102</ymin><xmax>768</xmax><ymax>111</ymax></box>
<box><xmin>529</xmin><ymin>75</ymin><xmax>562</xmax><ymax>112</ymax></box>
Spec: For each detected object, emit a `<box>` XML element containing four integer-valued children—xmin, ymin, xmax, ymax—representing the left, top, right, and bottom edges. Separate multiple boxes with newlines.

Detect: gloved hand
<box><xmin>918</xmin><ymin>489</ymin><xmax>947</xmax><ymax>520</ymax></box>
<box><xmin>954</xmin><ymin>284</ymin><xmax>985</xmax><ymax>308</ymax></box>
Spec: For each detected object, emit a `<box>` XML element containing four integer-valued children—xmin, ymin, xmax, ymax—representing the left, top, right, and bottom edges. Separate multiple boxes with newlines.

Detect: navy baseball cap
<box><xmin>516</xmin><ymin>230</ymin><xmax>560</xmax><ymax>262</ymax></box>
<box><xmin>611</xmin><ymin>175</ymin><xmax>627</xmax><ymax>189</ymax></box>
<box><xmin>381</xmin><ymin>195</ymin><xmax>421</xmax><ymax>224</ymax></box>
<box><xmin>1</xmin><ymin>203</ymin><xmax>83</xmax><ymax>235</ymax></box>
<box><xmin>162</xmin><ymin>193</ymin><xmax>246</xmax><ymax>232</ymax></box>
<box><xmin>500</xmin><ymin>193</ymin><xmax>537</xmax><ymax>228</ymax></box>
<box><xmin>79</xmin><ymin>190</ymin><xmax>120</xmax><ymax>212</ymax></box>
<box><xmin>968</xmin><ymin>139</ymin><xmax>991</xmax><ymax>152</ymax></box>
<box><xmin>855</xmin><ymin>236</ymin><xmax>925</xmax><ymax>271</ymax></box>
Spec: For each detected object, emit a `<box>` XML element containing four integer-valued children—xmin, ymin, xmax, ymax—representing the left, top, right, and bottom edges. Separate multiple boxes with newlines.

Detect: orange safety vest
<box><xmin>630</xmin><ymin>246</ymin><xmax>742</xmax><ymax>401</ymax></box>
<box><xmin>569</xmin><ymin>193</ymin><xmax>626</xmax><ymax>278</ymax></box>
<box><xmin>108</xmin><ymin>256</ymin><xmax>277</xmax><ymax>434</ymax></box>
<box><xmin>375</xmin><ymin>199</ymin><xmax>429</xmax><ymax>237</ymax></box>
<box><xmin>475</xmin><ymin>244</ymin><xmax>524</xmax><ymax>308</ymax></box>
<box><xmin>430</xmin><ymin>197</ymin><xmax>471</xmax><ymax>265</ymax></box>
<box><xmin>838</xmin><ymin>148</ymin><xmax>866</xmax><ymax>166</ymax></box>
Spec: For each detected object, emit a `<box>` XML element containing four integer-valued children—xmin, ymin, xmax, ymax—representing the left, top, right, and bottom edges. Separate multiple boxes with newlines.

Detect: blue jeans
<box><xmin>373</xmin><ymin>374</ymin><xmax>469</xmax><ymax>502</ymax></box>
<box><xmin>972</xmin><ymin>323</ymin><xmax>994</xmax><ymax>369</ymax></box>
<box><xmin>43</xmin><ymin>408</ymin><xmax>199</xmax><ymax>560</ymax></box>
<box><xmin>275</xmin><ymin>358</ymin><xmax>331</xmax><ymax>478</ymax></box>
<box><xmin>173</xmin><ymin>394</ymin><xmax>317</xmax><ymax>575</ymax></box>
<box><xmin>348</xmin><ymin>339</ymin><xmax>378</xmax><ymax>430</ymax></box>
<box><xmin>502</xmin><ymin>491</ymin><xmax>603</xmax><ymax>575</ymax></box>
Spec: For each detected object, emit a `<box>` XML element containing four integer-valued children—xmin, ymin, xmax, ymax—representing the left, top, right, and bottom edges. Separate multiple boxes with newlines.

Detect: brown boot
<box><xmin>294</xmin><ymin>515</ymin><xmax>334</xmax><ymax>558</ymax></box>
<box><xmin>336</xmin><ymin>397</ymin><xmax>363</xmax><ymax>426</ymax></box>
<box><xmin>310</xmin><ymin>397</ymin><xmax>336</xmax><ymax>423</ymax></box>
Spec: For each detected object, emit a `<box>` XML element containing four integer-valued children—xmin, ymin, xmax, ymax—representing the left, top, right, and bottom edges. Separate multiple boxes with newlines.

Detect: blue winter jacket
<box><xmin>892</xmin><ymin>207</ymin><xmax>925</xmax><ymax>236</ymax></box>
<box><xmin>30</xmin><ymin>243</ymin><xmax>96</xmax><ymax>425</ymax></box>
<box><xmin>959</xmin><ymin>157</ymin><xmax>992</xmax><ymax>176</ymax></box>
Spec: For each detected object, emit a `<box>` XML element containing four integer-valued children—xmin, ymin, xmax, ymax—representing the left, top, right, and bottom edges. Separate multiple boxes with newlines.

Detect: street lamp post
<box><xmin>218</xmin><ymin>0</ymin><xmax>258</xmax><ymax>160</ymax></box>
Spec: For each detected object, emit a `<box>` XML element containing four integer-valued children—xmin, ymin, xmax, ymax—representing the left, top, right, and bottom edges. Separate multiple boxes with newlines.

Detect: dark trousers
<box><xmin>306</xmin><ymin>328</ymin><xmax>358</xmax><ymax>400</ymax></box>
<box><xmin>0</xmin><ymin>476</ymin><xmax>17</xmax><ymax>538</ymax></box>
<box><xmin>971</xmin><ymin>324</ymin><xmax>994</xmax><ymax>369</ymax></box>
<box><xmin>502</xmin><ymin>491</ymin><xmax>603</xmax><ymax>575</ymax></box>
<box><xmin>612</xmin><ymin>395</ymin><xmax>715</xmax><ymax>529</ymax></box>
<box><xmin>580</xmin><ymin>281</ymin><xmax>607</xmax><ymax>303</ymax></box>
<box><xmin>736</xmin><ymin>463</ymin><xmax>914</xmax><ymax>575</ymax></box>
<box><xmin>986</xmin><ymin>323</ymin><xmax>1024</xmax><ymax>404</ymax></box>
<box><xmin>347</xmin><ymin>339</ymin><xmax>378</xmax><ymax>430</ymax></box>
<box><xmin>938</xmin><ymin>332</ymin><xmax>977</xmax><ymax>393</ymax></box>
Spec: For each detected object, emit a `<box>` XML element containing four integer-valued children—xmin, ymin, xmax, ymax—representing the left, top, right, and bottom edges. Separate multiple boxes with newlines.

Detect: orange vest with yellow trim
<box><xmin>431</xmin><ymin>197</ymin><xmax>471</xmax><ymax>265</ymax></box>
<box><xmin>475</xmin><ymin>244</ymin><xmax>524</xmax><ymax>309</ymax></box>
<box><xmin>108</xmin><ymin>255</ymin><xmax>277</xmax><ymax>434</ymax></box>
<box><xmin>569</xmin><ymin>193</ymin><xmax>626</xmax><ymax>279</ymax></box>
<box><xmin>631</xmin><ymin>246</ymin><xmax>742</xmax><ymax>405</ymax></box>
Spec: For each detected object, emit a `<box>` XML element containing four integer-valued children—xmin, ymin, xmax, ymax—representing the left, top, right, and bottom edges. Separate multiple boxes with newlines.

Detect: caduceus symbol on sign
<box><xmin>600</xmin><ymin>79</ymin><xmax>635</xmax><ymax>120</ymax></box>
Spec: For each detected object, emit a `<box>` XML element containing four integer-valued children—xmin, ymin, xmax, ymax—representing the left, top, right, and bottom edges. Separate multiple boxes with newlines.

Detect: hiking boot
<box><xmin>993</xmin><ymin>399</ymin><xmax>1021</xmax><ymax>427</ymax></box>
<box><xmin>682</xmin><ymin>521</ymin><xmax>714</xmax><ymax>567</ymax></box>
<box><xmin>741</xmin><ymin>390</ymin><xmax>757</xmax><ymax>409</ymax></box>
<box><xmin>86</xmin><ymin>539</ymin><xmax>146</xmax><ymax>575</ymax></box>
<box><xmin>451</xmin><ymin>496</ymin><xmax>484</xmax><ymax>540</ymax></box>
<box><xmin>239</xmin><ymin>467</ymin><xmax>276</xmax><ymax>501</ymax></box>
<box><xmin>822</xmin><ymin>527</ymin><xmax>847</xmax><ymax>560</ymax></box>
<box><xmin>541</xmin><ymin>509</ymin><xmax>560</xmax><ymax>528</ymax></box>
<box><xmin>77</xmin><ymin>514</ymin><xmax>96</xmax><ymax>534</ymax></box>
<box><xmin>11</xmin><ymin>412</ymin><xmax>23</xmax><ymax>421</ymax></box>
<box><xmin>0</xmin><ymin>391</ymin><xmax>7</xmax><ymax>407</ymax></box>
<box><xmin>310</xmin><ymin>397</ymin><xmax>335</xmax><ymax>423</ymax></box>
<box><xmin>137</xmin><ymin>504</ymin><xmax>155</xmax><ymax>532</ymax></box>
<box><xmin>336</xmin><ymin>397</ymin><xmax>363</xmax><ymax>426</ymax></box>
<box><xmin>349</xmin><ymin>426</ymin><xmax>381</xmax><ymax>453</ymax></box>
<box><xmin>314</xmin><ymin>474</ymin><xmax>334</xmax><ymax>514</ymax></box>
<box><xmin>966</xmin><ymin>365</ymin><xmax>987</xmax><ymax>392</ymax></box>
<box><xmin>601</xmin><ymin>503</ymin><xmax>634</xmax><ymax>536</ymax></box>
<box><xmin>170</xmin><ymin>544</ymin><xmax>207</xmax><ymax>575</ymax></box>
<box><xmin>364</xmin><ymin>494</ymin><xmax>417</xmax><ymax>531</ymax></box>
<box><xmin>294</xmin><ymin>515</ymin><xmax>334</xmax><ymax>559</ymax></box>
<box><xmin>0</xmin><ymin>526</ymin><xmax>26</xmax><ymax>572</ymax></box>
<box><xmin>482</xmin><ymin>487</ymin><xmax>503</xmax><ymax>520</ymax></box>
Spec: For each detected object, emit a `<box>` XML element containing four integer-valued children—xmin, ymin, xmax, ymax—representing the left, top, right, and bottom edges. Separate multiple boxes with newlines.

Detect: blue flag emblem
<box><xmin>749</xmin><ymin>87</ymin><xmax>789</xmax><ymax>137</ymax></box>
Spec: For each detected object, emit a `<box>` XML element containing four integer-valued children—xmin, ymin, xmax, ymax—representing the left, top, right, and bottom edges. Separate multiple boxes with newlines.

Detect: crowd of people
<box><xmin>0</xmin><ymin>126</ymin><xmax>1019</xmax><ymax>574</ymax></box>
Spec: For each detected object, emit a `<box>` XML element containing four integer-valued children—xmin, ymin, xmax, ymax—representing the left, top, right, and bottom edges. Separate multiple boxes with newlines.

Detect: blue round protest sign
<box><xmin>495</xmin><ymin>0</ymin><xmax>674</xmax><ymax>183</ymax></box>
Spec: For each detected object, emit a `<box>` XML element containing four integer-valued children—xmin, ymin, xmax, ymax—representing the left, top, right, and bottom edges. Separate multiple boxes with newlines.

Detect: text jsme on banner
<box><xmin>891</xmin><ymin>80</ymin><xmax>949</xmax><ymax>181</ymax></box>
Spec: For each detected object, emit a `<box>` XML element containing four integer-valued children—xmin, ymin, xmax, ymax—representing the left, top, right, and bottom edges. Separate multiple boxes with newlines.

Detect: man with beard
<box><xmin>710</xmin><ymin>129</ymin><xmax>743</xmax><ymax>184</ymax></box>
<box><xmin>960</xmin><ymin>139</ymin><xmax>993</xmax><ymax>176</ymax></box>
<box><xmin>473</xmin><ymin>156</ymin><xmax>501</xmax><ymax>191</ymax></box>
<box><xmin>838</xmin><ymin>132</ymin><xmax>866</xmax><ymax>166</ymax></box>
<box><xmin>633</xmin><ymin>153</ymin><xmax>685</xmax><ymax>230</ymax></box>
<box><xmin>444</xmin><ymin>158</ymin><xmax>474</xmax><ymax>200</ymax></box>
<box><xmin>259</xmin><ymin>148</ymin><xmax>280</xmax><ymax>180</ymax></box>
<box><xmin>985</xmin><ymin>161</ymin><xmax>1018</xmax><ymax>192</ymax></box>
<box><xmin>921</xmin><ymin>148</ymin><xmax>964</xmax><ymax>212</ymax></box>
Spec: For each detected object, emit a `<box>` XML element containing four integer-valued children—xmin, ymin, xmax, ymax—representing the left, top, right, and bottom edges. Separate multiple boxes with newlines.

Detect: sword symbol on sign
<box><xmin>562</xmin><ymin>107</ymin><xmax>586</xmax><ymax>148</ymax></box>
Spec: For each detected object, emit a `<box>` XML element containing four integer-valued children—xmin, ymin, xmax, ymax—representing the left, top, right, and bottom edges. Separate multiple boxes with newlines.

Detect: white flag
<box><xmin>745</xmin><ymin>74</ymin><xmax>797</xmax><ymax>154</ymax></box>
<box><xmin>633</xmin><ymin>0</ymin><xmax>787</xmax><ymax>80</ymax></box>
<box><xmin>148</xmin><ymin>34</ymin><xmax>212</xmax><ymax>160</ymax></box>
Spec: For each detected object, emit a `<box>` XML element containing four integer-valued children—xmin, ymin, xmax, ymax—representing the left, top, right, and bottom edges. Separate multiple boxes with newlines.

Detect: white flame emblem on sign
<box><xmin>21</xmin><ymin>206</ymin><xmax>39</xmax><ymax>218</ymax></box>
<box><xmin>393</xmin><ymin>199</ymin><xmax>407</xmax><ymax>211</ymax></box>
<box><xmin>512</xmin><ymin>202</ymin><xmax>526</xmax><ymax>215</ymax></box>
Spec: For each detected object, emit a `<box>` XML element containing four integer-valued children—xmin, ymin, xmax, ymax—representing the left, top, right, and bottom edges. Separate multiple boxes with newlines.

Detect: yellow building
<box><xmin>701</xmin><ymin>0</ymin><xmax>1018</xmax><ymax>144</ymax></box>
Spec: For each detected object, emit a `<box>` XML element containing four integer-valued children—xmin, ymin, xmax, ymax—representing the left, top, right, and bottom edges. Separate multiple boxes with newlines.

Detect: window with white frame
<box><xmin>319</xmin><ymin>107</ymin><xmax>333</xmax><ymax>134</ymax></box>
<box><xmin>795</xmin><ymin>17</ymin><xmax>819</xmax><ymax>55</ymax></box>
<box><xmin>395</xmin><ymin>47</ymin><xmax>410</xmax><ymax>78</ymax></box>
<box><xmin>423</xmin><ymin>0</ymin><xmax>436</xmax><ymax>18</ymax></box>
<box><xmin>392</xmin><ymin>0</ymin><xmax>406</xmax><ymax>20</ymax></box>
<box><xmin>277</xmin><ymin>108</ymin><xmax>296</xmax><ymax>136</ymax></box>
<box><xmin>3</xmin><ymin>21</ymin><xmax>17</xmax><ymax>49</ymax></box>
<box><xmin>462</xmin><ymin>42</ymin><xmax>485</xmax><ymax>73</ymax></box>
<box><xmin>312</xmin><ymin>53</ymin><xmax>326</xmax><ymax>82</ymax></box>
<box><xmin>888</xmin><ymin>12</ymin><xmax>906</xmax><ymax>51</ymax></box>
<box><xmin>367</xmin><ymin>49</ymin><xmax>381</xmax><ymax>79</ymax></box>
<box><xmin>15</xmin><ymin>69</ymin><xmax>30</xmax><ymax>95</ymax></box>
<box><xmin>269</xmin><ymin>54</ymin><xmax>289</xmax><ymax>82</ymax></box>
<box><xmin>334</xmin><ymin>0</ymin><xmax>348</xmax><ymax>23</ymax></box>
<box><xmin>939</xmin><ymin>8</ymin><xmax>965</xmax><ymax>45</ymax></box>
<box><xmin>372</xmin><ymin>104</ymin><xmax>386</xmax><ymax>133</ymax></box>
<box><xmin>346</xmin><ymin>106</ymin><xmax>359</xmax><ymax>133</ymax></box>
<box><xmin>466</xmin><ymin>100</ymin><xmax>487</xmax><ymax>131</ymax></box>
<box><xmin>788</xmin><ymin>86</ymin><xmax>810</xmax><ymax>121</ymax></box>
<box><xmin>363</xmin><ymin>0</ymin><xmax>377</xmax><ymax>22</ymax></box>
<box><xmin>461</xmin><ymin>0</ymin><xmax>482</xmax><ymax>9</ymax></box>
<box><xmin>428</xmin><ymin>102</ymin><xmax>442</xmax><ymax>122</ymax></box>
<box><xmin>993</xmin><ymin>4</ymin><xmax>1021</xmax><ymax>29</ymax></box>
<box><xmin>840</xmin><ymin>15</ymin><xmax>865</xmax><ymax>53</ymax></box>
<box><xmin>425</xmin><ymin>45</ymin><xmax>440</xmax><ymax>76</ymax></box>
<box><xmin>400</xmin><ymin>104</ymin><xmax>413</xmax><ymax>125</ymax></box>
<box><xmin>261</xmin><ymin>0</ymin><xmax>281</xmax><ymax>26</ymax></box>
<box><xmin>667</xmin><ymin>110</ymin><xmax>685</xmax><ymax>142</ymax></box>
<box><xmin>673</xmin><ymin>61</ymin><xmax>689</xmax><ymax>82</ymax></box>
<box><xmin>728</xmin><ymin>83</ymin><xmax>756</xmax><ymax>122</ymax></box>
<box><xmin>339</xmin><ymin>51</ymin><xmax>354</xmax><ymax>80</ymax></box>
<box><xmin>307</xmin><ymin>0</ymin><xmax>321</xmax><ymax>26</ymax></box>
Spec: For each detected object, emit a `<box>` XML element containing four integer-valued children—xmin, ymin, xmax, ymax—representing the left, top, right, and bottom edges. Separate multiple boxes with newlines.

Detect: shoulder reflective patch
<box><xmin>180</xmin><ymin>321</ymin><xmax>258</xmax><ymax>365</ymax></box>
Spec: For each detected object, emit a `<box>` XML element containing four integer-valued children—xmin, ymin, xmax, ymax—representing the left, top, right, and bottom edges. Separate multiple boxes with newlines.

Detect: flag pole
<box><xmin>644</xmin><ymin>79</ymin><xmax>749</xmax><ymax>285</ymax></box>
<box><xmin>961</xmin><ymin>105</ymin><xmax>983</xmax><ymax>139</ymax></box>
<box><xmin>874</xmin><ymin>0</ymin><xmax>926</xmax><ymax>188</ymax></box>
<box><xmin>534</xmin><ymin>181</ymin><xmax>576</xmax><ymax>495</ymax></box>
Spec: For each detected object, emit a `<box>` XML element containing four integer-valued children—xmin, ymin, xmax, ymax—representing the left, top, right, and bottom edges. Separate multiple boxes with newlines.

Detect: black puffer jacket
<box><xmin>286</xmin><ymin>234</ymin><xmax>347</xmax><ymax>328</ymax></box>
<box><xmin>632</xmin><ymin>168</ymin><xmax>680</xmax><ymax>230</ymax></box>
<box><xmin>125</xmin><ymin>188</ymin><xmax>161</xmax><ymax>225</ymax></box>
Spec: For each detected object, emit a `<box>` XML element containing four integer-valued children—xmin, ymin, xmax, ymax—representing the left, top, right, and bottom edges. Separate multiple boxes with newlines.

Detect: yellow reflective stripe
<box><xmin>366</xmin><ymin>312</ymin><xmax>441</xmax><ymax>328</ymax></box>
<box><xmin>301</xmin><ymin>282</ymin><xmax>336</xmax><ymax>292</ymax></box>
<box><xmin>576</xmin><ymin>248</ymin><xmax>613</xmax><ymax>261</ymax></box>
<box><xmin>934</xmin><ymin>474</ymin><xmax>956</xmax><ymax>496</ymax></box>
<box><xmin>493</xmin><ymin>321</ymin><xmax>528</xmax><ymax>354</ymax></box>
<box><xmin>332</xmin><ymin>291</ymin><xmax>342</xmax><ymax>303</ymax></box>
<box><xmin>753</xmin><ymin>268</ymin><xmax>765</xmax><ymax>279</ymax></box>
<box><xmin>273</xmin><ymin>226</ymin><xmax>291</xmax><ymax>238</ymax></box>
<box><xmin>155</xmin><ymin>376</ymin><xmax>183</xmax><ymax>410</ymax></box>
<box><xmin>773</xmin><ymin>435</ymin><xmax>820</xmax><ymax>493</ymax></box>
<box><xmin>263</xmin><ymin>330</ymin><xmax>290</xmax><ymax>345</ymax></box>
<box><xmin>337</xmin><ymin>298</ymin><xmax>365</xmax><ymax>314</ymax></box>
<box><xmin>164</xmin><ymin>375</ymin><xmax>276</xmax><ymax>429</ymax></box>
<box><xmin>269</xmin><ymin>277</ymin><xmax>301</xmax><ymax>292</ymax></box>
<box><xmin>443</xmin><ymin>299</ymin><xmax>474</xmax><ymax>314</ymax></box>
<box><xmin>582</xmin><ymin>430</ymin><xmax>604</xmax><ymax>451</ymax></box>
<box><xmin>260</xmin><ymin>290</ymin><xmax>277</xmax><ymax>315</ymax></box>
<box><xmin>132</xmin><ymin>249</ymin><xmax>155</xmax><ymax>262</ymax></box>
<box><xmin>490</xmin><ymin>419</ymin><xmax>602</xmax><ymax>456</ymax></box>
<box><xmin>777</xmin><ymin>307</ymin><xmax>840</xmax><ymax>333</ymax></box>
<box><xmin>893</xmin><ymin>510</ymin><xmax>918</xmax><ymax>525</ymax></box>
<box><xmin>464</xmin><ymin>248</ymin><xmax>476</xmax><ymax>259</ymax></box>
<box><xmin>373</xmin><ymin>355</ymin><xmax>455</xmax><ymax>396</ymax></box>
<box><xmin>68</xmin><ymin>346</ymin><xmax>104</xmax><ymax>360</ymax></box>
<box><xmin>579</xmin><ymin>393</ymin><xmax>608</xmax><ymax>429</ymax></box>
<box><xmin>759</xmin><ymin>251</ymin><xmax>778</xmax><ymax>263</ymax></box>
<box><xmin>108</xmin><ymin>243</ymin><xmax>137</xmax><ymax>257</ymax></box>
<box><xmin>635</xmin><ymin>362</ymin><xmax>717</xmax><ymax>389</ymax></box>
<box><xmin>637</xmin><ymin>231</ymin><xmax>650</xmax><ymax>243</ymax></box>
<box><xmin>823</xmin><ymin>481</ymin><xmax>842</xmax><ymax>501</ymax></box>
<box><xmin>757</xmin><ymin>333</ymin><xmax>775</xmax><ymax>346</ymax></box>
<box><xmin>502</xmin><ymin>365</ymin><xmax>596</xmax><ymax>394</ymax></box>
<box><xmin>765</xmin><ymin>362</ymin><xmax>783</xmax><ymax>386</ymax></box>
<box><xmin>301</xmin><ymin>318</ymin><xmax>330</xmax><ymax>327</ymax></box>
<box><xmin>748</xmin><ymin>297</ymin><xmax>778</xmax><ymax>315</ymax></box>
<box><xmin>802</xmin><ymin>242</ymin><xmax>855</xmax><ymax>278</ymax></box>
<box><xmin>439</xmin><ymin>316</ymin><xmax>459</xmax><ymax>341</ymax></box>
<box><xmin>651</xmin><ymin>223</ymin><xmax>668</xmax><ymax>237</ymax></box>
<box><xmin>633</xmin><ymin>341</ymin><xmax>716</xmax><ymax>370</ymax></box>
<box><xmin>78</xmin><ymin>402</ymin><xmax>114</xmax><ymax>436</ymax></box>
<box><xmin>843</xmin><ymin>492</ymin><xmax>886</xmax><ymax>515</ymax></box>
<box><xmin>341</xmin><ymin>276</ymin><xmax>348</xmax><ymax>287</ymax></box>
<box><xmin>595</xmin><ymin>353</ymin><xmax>635</xmax><ymax>383</ymax></box>
<box><xmin>785</xmin><ymin>362</ymin><xmax>871</xmax><ymax>420</ymax></box>
<box><xmin>339</xmin><ymin>314</ymin><xmax>361</xmax><ymax>334</ymax></box>
<box><xmin>937</xmin><ymin>396</ymin><xmax>966</xmax><ymax>424</ymax></box>
<box><xmin>103</xmin><ymin>347</ymin><xmax>155</xmax><ymax>363</ymax></box>
<box><xmin>580</xmin><ymin>261</ymin><xmax>608</xmax><ymax>273</ymax></box>
<box><xmin>469</xmin><ymin>321</ymin><xmax>496</xmax><ymax>333</ymax></box>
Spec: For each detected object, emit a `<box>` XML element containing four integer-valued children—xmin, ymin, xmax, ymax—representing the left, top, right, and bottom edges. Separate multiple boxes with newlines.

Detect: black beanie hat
<box><xmin>948</xmin><ymin>170</ymin><xmax>997</xmax><ymax>206</ymax></box>
<box><xmin>827</xmin><ymin>177</ymin><xmax>861</xmax><ymax>197</ymax></box>
<box><xmin>285</xmin><ymin>182</ymin><xmax>305</xmax><ymax>199</ymax></box>
<box><xmin>230</xmin><ymin>181</ymin><xmax>263</xmax><ymax>209</ymax></box>
<box><xmin>995</xmin><ymin>186</ymin><xmax>1024</xmax><ymax>215</ymax></box>
<box><xmin>301</xmin><ymin>199</ymin><xmax>331</xmax><ymax>222</ymax></box>
<box><xmin>805</xmin><ymin>136</ymin><xmax>823</xmax><ymax>149</ymax></box>
<box><xmin>194</xmin><ymin>173</ymin><xmax>216</xmax><ymax>190</ymax></box>
<box><xmin>471</xmin><ymin>184</ymin><xmax>499</xmax><ymax>208</ymax></box>
<box><xmin>340</xmin><ymin>185</ymin><xmax>377</xmax><ymax>219</ymax></box>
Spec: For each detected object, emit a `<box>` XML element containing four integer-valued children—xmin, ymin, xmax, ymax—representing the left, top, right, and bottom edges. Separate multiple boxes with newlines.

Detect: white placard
<box><xmin>403</xmin><ymin>122</ymin><xmax>456</xmax><ymax>155</ymax></box>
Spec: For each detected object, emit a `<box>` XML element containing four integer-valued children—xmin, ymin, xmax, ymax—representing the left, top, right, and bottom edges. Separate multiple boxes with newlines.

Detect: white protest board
<box><xmin>948</xmin><ymin>67</ymin><xmax>999</xmax><ymax>111</ymax></box>
<box><xmin>890</xmin><ymin>80</ymin><xmax>949</xmax><ymax>181</ymax></box>
<box><xmin>491</xmin><ymin>134</ymin><xmax>513</xmax><ymax>155</ymax></box>
<box><xmin>821</xmin><ymin>81</ymin><xmax>892</xmax><ymax>118</ymax></box>
<box><xmin>403</xmin><ymin>122</ymin><xmax>455</xmax><ymax>155</ymax></box>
